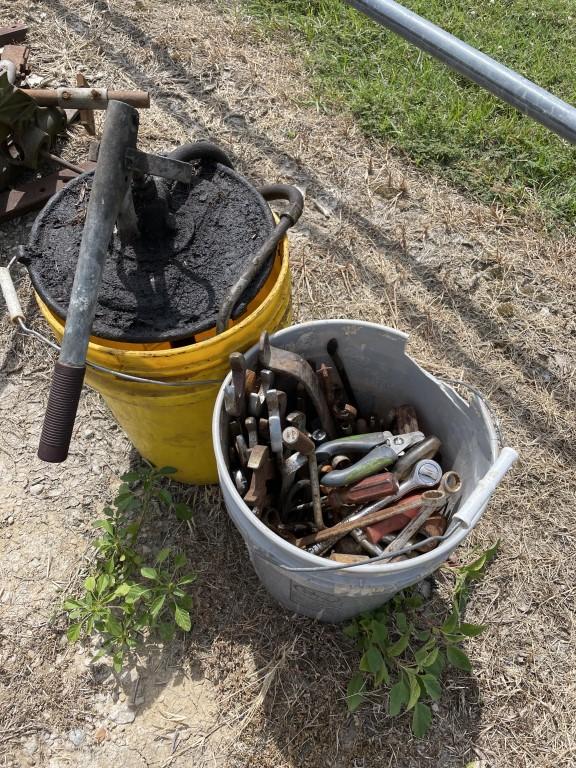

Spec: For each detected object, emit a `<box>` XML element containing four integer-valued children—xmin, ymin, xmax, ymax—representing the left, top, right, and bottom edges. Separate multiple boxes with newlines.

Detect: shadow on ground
<box><xmin>107</xmin><ymin>448</ymin><xmax>480</xmax><ymax>766</ymax></box>
<box><xmin>5</xmin><ymin>1</ymin><xmax>570</xmax><ymax>763</ymax></box>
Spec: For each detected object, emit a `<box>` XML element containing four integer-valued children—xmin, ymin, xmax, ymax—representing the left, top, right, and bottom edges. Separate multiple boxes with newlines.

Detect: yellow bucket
<box><xmin>36</xmin><ymin>239</ymin><xmax>292</xmax><ymax>484</ymax></box>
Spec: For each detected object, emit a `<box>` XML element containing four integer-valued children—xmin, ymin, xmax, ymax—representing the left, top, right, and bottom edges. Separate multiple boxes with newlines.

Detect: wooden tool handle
<box><xmin>327</xmin><ymin>471</ymin><xmax>399</xmax><ymax>508</ymax></box>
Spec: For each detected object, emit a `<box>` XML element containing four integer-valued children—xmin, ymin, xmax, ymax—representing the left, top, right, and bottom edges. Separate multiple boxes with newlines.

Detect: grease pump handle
<box><xmin>38</xmin><ymin>101</ymin><xmax>139</xmax><ymax>462</ymax></box>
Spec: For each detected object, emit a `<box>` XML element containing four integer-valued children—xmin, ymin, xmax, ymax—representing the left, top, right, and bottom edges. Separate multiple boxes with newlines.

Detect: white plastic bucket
<box><xmin>212</xmin><ymin>320</ymin><xmax>517</xmax><ymax>622</ymax></box>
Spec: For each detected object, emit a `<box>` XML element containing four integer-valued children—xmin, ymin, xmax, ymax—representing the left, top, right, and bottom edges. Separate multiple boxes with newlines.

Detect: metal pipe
<box><xmin>41</xmin><ymin>151</ymin><xmax>84</xmax><ymax>175</ymax></box>
<box><xmin>345</xmin><ymin>0</ymin><xmax>576</xmax><ymax>144</ymax></box>
<box><xmin>37</xmin><ymin>100</ymin><xmax>139</xmax><ymax>462</ymax></box>
<box><xmin>23</xmin><ymin>87</ymin><xmax>150</xmax><ymax>109</ymax></box>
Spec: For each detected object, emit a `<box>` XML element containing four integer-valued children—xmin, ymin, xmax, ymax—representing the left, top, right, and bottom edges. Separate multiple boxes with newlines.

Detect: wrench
<box><xmin>279</xmin><ymin>451</ymin><xmax>308</xmax><ymax>508</ymax></box>
<box><xmin>320</xmin><ymin>432</ymin><xmax>425</xmax><ymax>487</ymax></box>
<box><xmin>224</xmin><ymin>382</ymin><xmax>240</xmax><ymax>418</ymax></box>
<box><xmin>334</xmin><ymin>403</ymin><xmax>357</xmax><ymax>436</ymax></box>
<box><xmin>357</xmin><ymin>460</ymin><xmax>444</xmax><ymax>554</ymax></box>
<box><xmin>283</xmin><ymin>426</ymin><xmax>324</xmax><ymax>530</ymax></box>
<box><xmin>281</xmin><ymin>478</ymin><xmax>311</xmax><ymax>523</ymax></box>
<box><xmin>248</xmin><ymin>369</ymin><xmax>274</xmax><ymax>418</ymax></box>
<box><xmin>244</xmin><ymin>444</ymin><xmax>275</xmax><ymax>514</ymax></box>
<box><xmin>382</xmin><ymin>490</ymin><xmax>446</xmax><ymax>558</ymax></box>
<box><xmin>307</xmin><ymin>459</ymin><xmax>442</xmax><ymax>556</ymax></box>
<box><xmin>229</xmin><ymin>352</ymin><xmax>247</xmax><ymax>419</ymax></box>
<box><xmin>393</xmin><ymin>436</ymin><xmax>441</xmax><ymax>481</ymax></box>
<box><xmin>234</xmin><ymin>469</ymin><xmax>248</xmax><ymax>496</ymax></box>
<box><xmin>258</xmin><ymin>417</ymin><xmax>270</xmax><ymax>444</ymax></box>
<box><xmin>259</xmin><ymin>331</ymin><xmax>337</xmax><ymax>438</ymax></box>
<box><xmin>286</xmin><ymin>411</ymin><xmax>308</xmax><ymax>435</ymax></box>
<box><xmin>245</xmin><ymin>416</ymin><xmax>259</xmax><ymax>449</ymax></box>
<box><xmin>266</xmin><ymin>389</ymin><xmax>284</xmax><ymax>455</ymax></box>
<box><xmin>234</xmin><ymin>434</ymin><xmax>250</xmax><ymax>468</ymax></box>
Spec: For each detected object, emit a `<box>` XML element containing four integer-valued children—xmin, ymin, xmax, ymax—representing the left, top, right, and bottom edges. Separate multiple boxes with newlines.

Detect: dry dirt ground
<box><xmin>1</xmin><ymin>1</ymin><xmax>576</xmax><ymax>767</ymax></box>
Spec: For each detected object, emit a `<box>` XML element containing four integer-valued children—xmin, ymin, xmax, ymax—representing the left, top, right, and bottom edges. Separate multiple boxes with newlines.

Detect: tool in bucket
<box><xmin>220</xmin><ymin>329</ymin><xmax>516</xmax><ymax>570</ymax></box>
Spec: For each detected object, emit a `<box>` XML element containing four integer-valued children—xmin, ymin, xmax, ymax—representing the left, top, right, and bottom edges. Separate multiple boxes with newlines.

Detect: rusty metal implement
<box><xmin>297</xmin><ymin>493</ymin><xmax>440</xmax><ymax>548</ymax></box>
<box><xmin>283</xmin><ymin>426</ymin><xmax>324</xmax><ymax>530</ymax></box>
<box><xmin>244</xmin><ymin>445</ymin><xmax>275</xmax><ymax>513</ymax></box>
<box><xmin>382</xmin><ymin>490</ymin><xmax>446</xmax><ymax>558</ymax></box>
<box><xmin>307</xmin><ymin>459</ymin><xmax>441</xmax><ymax>556</ymax></box>
<box><xmin>326</xmin><ymin>338</ymin><xmax>357</xmax><ymax>409</ymax></box>
<box><xmin>229</xmin><ymin>352</ymin><xmax>247</xmax><ymax>420</ymax></box>
<box><xmin>248</xmin><ymin>369</ymin><xmax>274</xmax><ymax>418</ymax></box>
<box><xmin>364</xmin><ymin>493</ymin><xmax>423</xmax><ymax>543</ymax></box>
<box><xmin>259</xmin><ymin>331</ymin><xmax>336</xmax><ymax>438</ymax></box>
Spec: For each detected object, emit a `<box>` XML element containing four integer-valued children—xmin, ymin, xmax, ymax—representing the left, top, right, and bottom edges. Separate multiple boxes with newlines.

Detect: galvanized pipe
<box><xmin>345</xmin><ymin>0</ymin><xmax>576</xmax><ymax>144</ymax></box>
<box><xmin>38</xmin><ymin>100</ymin><xmax>139</xmax><ymax>462</ymax></box>
<box><xmin>23</xmin><ymin>87</ymin><xmax>150</xmax><ymax>109</ymax></box>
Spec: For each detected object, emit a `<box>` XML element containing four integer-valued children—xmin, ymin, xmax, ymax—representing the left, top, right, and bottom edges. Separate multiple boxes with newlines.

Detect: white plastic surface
<box><xmin>212</xmin><ymin>320</ymin><xmax>517</xmax><ymax>622</ymax></box>
<box><xmin>0</xmin><ymin>267</ymin><xmax>24</xmax><ymax>322</ymax></box>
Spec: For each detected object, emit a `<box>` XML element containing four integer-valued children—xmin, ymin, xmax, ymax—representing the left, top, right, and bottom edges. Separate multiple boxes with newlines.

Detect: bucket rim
<box><xmin>35</xmin><ymin>240</ymin><xmax>289</xmax><ymax>364</ymax></box>
<box><xmin>28</xmin><ymin>165</ymin><xmax>277</xmax><ymax>343</ymax></box>
<box><xmin>212</xmin><ymin>319</ymin><xmax>491</xmax><ymax>576</ymax></box>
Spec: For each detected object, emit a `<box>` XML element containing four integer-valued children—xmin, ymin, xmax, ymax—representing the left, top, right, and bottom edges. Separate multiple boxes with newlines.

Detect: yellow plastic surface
<box><xmin>37</xmin><ymin>238</ymin><xmax>292</xmax><ymax>484</ymax></box>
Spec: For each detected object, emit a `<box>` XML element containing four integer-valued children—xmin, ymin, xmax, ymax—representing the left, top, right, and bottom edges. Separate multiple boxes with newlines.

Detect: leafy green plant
<box><xmin>344</xmin><ymin>542</ymin><xmax>499</xmax><ymax>737</ymax></box>
<box><xmin>63</xmin><ymin>465</ymin><xmax>195</xmax><ymax>672</ymax></box>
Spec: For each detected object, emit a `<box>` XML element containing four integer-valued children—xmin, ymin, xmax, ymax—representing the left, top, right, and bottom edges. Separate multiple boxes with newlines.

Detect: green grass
<box><xmin>243</xmin><ymin>0</ymin><xmax>576</xmax><ymax>225</ymax></box>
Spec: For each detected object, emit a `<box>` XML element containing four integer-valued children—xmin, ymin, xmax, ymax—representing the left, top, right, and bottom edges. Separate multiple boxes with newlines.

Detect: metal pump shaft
<box><xmin>38</xmin><ymin>100</ymin><xmax>139</xmax><ymax>462</ymax></box>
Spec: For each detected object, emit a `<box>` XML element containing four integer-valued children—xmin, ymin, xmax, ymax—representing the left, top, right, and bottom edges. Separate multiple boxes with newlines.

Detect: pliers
<box><xmin>316</xmin><ymin>431</ymin><xmax>425</xmax><ymax>487</ymax></box>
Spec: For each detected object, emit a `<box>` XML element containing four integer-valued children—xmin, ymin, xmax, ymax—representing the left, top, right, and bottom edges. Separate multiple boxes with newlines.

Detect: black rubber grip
<box><xmin>38</xmin><ymin>361</ymin><xmax>86</xmax><ymax>462</ymax></box>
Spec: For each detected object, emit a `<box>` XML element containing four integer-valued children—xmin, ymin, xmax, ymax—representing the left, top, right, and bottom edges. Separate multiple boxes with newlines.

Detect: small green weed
<box><xmin>63</xmin><ymin>465</ymin><xmax>195</xmax><ymax>672</ymax></box>
<box><xmin>343</xmin><ymin>542</ymin><xmax>499</xmax><ymax>737</ymax></box>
